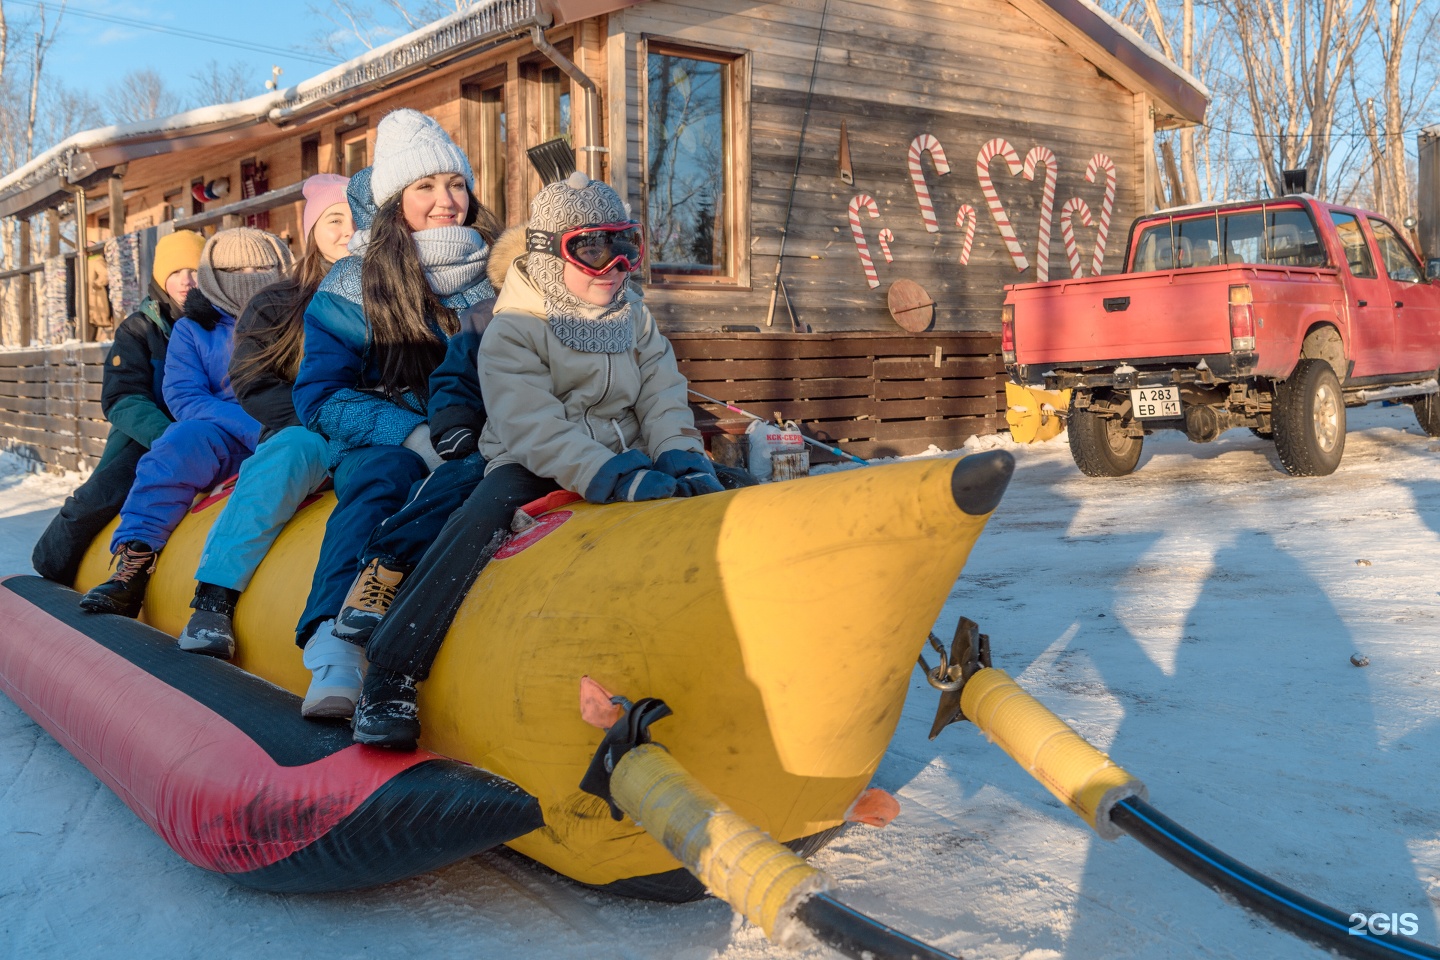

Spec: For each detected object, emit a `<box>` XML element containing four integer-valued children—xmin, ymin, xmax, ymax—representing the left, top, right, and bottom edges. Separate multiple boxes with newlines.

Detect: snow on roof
<box><xmin>0</xmin><ymin>0</ymin><xmax>542</xmax><ymax>198</ymax></box>
<box><xmin>1074</xmin><ymin>0</ymin><xmax>1210</xmax><ymax>100</ymax></box>
<box><xmin>0</xmin><ymin>91</ymin><xmax>283</xmax><ymax>196</ymax></box>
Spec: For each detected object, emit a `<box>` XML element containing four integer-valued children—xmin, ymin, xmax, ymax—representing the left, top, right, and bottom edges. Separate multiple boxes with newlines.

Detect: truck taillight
<box><xmin>1228</xmin><ymin>285</ymin><xmax>1255</xmax><ymax>353</ymax></box>
<box><xmin>1001</xmin><ymin>304</ymin><xmax>1016</xmax><ymax>363</ymax></box>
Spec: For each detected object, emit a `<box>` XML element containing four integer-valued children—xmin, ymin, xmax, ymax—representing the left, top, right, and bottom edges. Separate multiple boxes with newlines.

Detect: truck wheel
<box><xmin>1412</xmin><ymin>388</ymin><xmax>1440</xmax><ymax>437</ymax></box>
<box><xmin>1068</xmin><ymin>407</ymin><xmax>1143</xmax><ymax>477</ymax></box>
<box><xmin>1272</xmin><ymin>359</ymin><xmax>1345</xmax><ymax>476</ymax></box>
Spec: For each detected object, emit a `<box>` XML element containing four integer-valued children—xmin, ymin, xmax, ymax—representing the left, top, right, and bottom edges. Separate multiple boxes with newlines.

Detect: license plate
<box><xmin>1130</xmin><ymin>385</ymin><xmax>1181</xmax><ymax>419</ymax></box>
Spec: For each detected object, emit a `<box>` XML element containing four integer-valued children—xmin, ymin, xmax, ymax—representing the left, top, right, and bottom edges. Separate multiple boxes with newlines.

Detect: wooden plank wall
<box><xmin>673</xmin><ymin>331</ymin><xmax>1004</xmax><ymax>458</ymax></box>
<box><xmin>0</xmin><ymin>343</ymin><xmax>107</xmax><ymax>472</ymax></box>
<box><xmin>613</xmin><ymin>0</ymin><xmax>1145</xmax><ymax>334</ymax></box>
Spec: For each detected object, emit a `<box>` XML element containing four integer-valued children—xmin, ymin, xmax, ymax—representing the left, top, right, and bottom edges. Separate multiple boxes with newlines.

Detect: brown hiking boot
<box><xmin>79</xmin><ymin>541</ymin><xmax>158</xmax><ymax>618</ymax></box>
<box><xmin>332</xmin><ymin>558</ymin><xmax>406</xmax><ymax>644</ymax></box>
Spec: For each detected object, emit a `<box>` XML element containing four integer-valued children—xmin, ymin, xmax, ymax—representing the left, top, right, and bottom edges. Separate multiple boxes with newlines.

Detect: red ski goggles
<box><xmin>526</xmin><ymin>222</ymin><xmax>645</xmax><ymax>276</ymax></box>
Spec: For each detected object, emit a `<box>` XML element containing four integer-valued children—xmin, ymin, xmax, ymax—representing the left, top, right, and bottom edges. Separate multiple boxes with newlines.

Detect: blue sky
<box><xmin>40</xmin><ymin>0</ymin><xmax>368</xmax><ymax>115</ymax></box>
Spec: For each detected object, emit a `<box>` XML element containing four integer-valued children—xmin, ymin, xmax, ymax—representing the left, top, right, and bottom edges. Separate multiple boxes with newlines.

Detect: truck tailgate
<box><xmin>1009</xmin><ymin>266</ymin><xmax>1236</xmax><ymax>365</ymax></box>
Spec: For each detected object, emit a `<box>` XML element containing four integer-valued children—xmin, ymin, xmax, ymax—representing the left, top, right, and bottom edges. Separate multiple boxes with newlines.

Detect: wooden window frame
<box><xmin>520</xmin><ymin>39</ymin><xmax>576</xmax><ymax>202</ymax></box>
<box><xmin>300</xmin><ymin>136</ymin><xmax>321</xmax><ymax>179</ymax></box>
<box><xmin>461</xmin><ymin>66</ymin><xmax>511</xmax><ymax>225</ymax></box>
<box><xmin>639</xmin><ymin>36</ymin><xmax>751</xmax><ymax>290</ymax></box>
<box><xmin>335</xmin><ymin>122</ymin><xmax>370</xmax><ymax>177</ymax></box>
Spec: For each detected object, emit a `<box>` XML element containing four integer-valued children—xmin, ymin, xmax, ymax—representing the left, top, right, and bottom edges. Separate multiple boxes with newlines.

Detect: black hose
<box><xmin>1111</xmin><ymin>797</ymin><xmax>1440</xmax><ymax>960</ymax></box>
<box><xmin>795</xmin><ymin>892</ymin><xmax>961</xmax><ymax>960</ymax></box>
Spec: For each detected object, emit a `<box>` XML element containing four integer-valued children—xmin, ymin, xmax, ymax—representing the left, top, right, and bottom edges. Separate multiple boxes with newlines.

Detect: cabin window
<box><xmin>1368</xmin><ymin>218</ymin><xmax>1422</xmax><ymax>283</ymax></box>
<box><xmin>538</xmin><ymin>65</ymin><xmax>571</xmax><ymax>142</ymax></box>
<box><xmin>643</xmin><ymin>41</ymin><xmax>748</xmax><ymax>285</ymax></box>
<box><xmin>301</xmin><ymin>137</ymin><xmax>320</xmax><ymax>179</ymax></box>
<box><xmin>463</xmin><ymin>70</ymin><xmax>509</xmax><ymax>224</ymax></box>
<box><xmin>340</xmin><ymin>132</ymin><xmax>368</xmax><ymax>176</ymax></box>
<box><xmin>1330</xmin><ymin>212</ymin><xmax>1377</xmax><ymax>279</ymax></box>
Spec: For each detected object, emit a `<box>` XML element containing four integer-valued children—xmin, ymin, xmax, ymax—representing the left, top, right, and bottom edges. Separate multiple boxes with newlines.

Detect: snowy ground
<box><xmin>2</xmin><ymin>406</ymin><xmax>1438</xmax><ymax>959</ymax></box>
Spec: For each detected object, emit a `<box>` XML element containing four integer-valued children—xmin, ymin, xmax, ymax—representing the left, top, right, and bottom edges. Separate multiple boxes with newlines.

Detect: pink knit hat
<box><xmin>301</xmin><ymin>173</ymin><xmax>351</xmax><ymax>240</ymax></box>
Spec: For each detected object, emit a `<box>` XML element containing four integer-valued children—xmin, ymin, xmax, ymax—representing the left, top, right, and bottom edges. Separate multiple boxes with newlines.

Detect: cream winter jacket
<box><xmin>476</xmin><ymin>260</ymin><xmax>704</xmax><ymax>496</ymax></box>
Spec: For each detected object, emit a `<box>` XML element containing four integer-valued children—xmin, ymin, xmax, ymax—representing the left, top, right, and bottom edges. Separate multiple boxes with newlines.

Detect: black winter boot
<box><xmin>178</xmin><ymin>582</ymin><xmax>241</xmax><ymax>659</ymax></box>
<box><xmin>79</xmin><ymin>541</ymin><xmax>157</xmax><ymax>617</ymax></box>
<box><xmin>352</xmin><ymin>667</ymin><xmax>421</xmax><ymax>750</ymax></box>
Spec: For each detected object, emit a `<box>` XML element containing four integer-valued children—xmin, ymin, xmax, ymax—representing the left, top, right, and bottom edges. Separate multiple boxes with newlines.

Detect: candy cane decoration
<box><xmin>977</xmin><ymin>138</ymin><xmax>1029</xmax><ymax>272</ymax></box>
<box><xmin>848</xmin><ymin>194</ymin><xmax>882</xmax><ymax>288</ymax></box>
<box><xmin>878</xmin><ymin>228</ymin><xmax>895</xmax><ymax>263</ymax></box>
<box><xmin>1023</xmin><ymin>145</ymin><xmax>1058</xmax><ymax>282</ymax></box>
<box><xmin>907</xmin><ymin>134</ymin><xmax>951</xmax><ymax>233</ymax></box>
<box><xmin>1059</xmin><ymin>197</ymin><xmax>1094</xmax><ymax>279</ymax></box>
<box><xmin>1085</xmin><ymin>153</ymin><xmax>1117</xmax><ymax>276</ymax></box>
<box><xmin>955</xmin><ymin>204</ymin><xmax>977</xmax><ymax>266</ymax></box>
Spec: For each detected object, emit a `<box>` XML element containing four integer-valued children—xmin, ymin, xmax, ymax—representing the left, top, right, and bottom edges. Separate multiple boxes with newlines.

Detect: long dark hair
<box><xmin>230</xmin><ymin>237</ymin><xmax>331</xmax><ymax>393</ymax></box>
<box><xmin>362</xmin><ymin>187</ymin><xmax>499</xmax><ymax>403</ymax></box>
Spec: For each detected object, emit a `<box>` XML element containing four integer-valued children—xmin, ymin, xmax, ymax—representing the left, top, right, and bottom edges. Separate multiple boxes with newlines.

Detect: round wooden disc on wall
<box><xmin>887</xmin><ymin>278</ymin><xmax>935</xmax><ymax>333</ymax></box>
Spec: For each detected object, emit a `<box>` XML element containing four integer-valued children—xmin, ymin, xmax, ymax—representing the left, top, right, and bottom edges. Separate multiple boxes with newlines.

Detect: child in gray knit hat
<box><xmin>350</xmin><ymin>171</ymin><xmax>724</xmax><ymax>751</ymax></box>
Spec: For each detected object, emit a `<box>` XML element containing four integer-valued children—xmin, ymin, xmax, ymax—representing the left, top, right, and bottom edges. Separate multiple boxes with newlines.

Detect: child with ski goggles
<box><xmin>526</xmin><ymin>221</ymin><xmax>644</xmax><ymax>276</ymax></box>
<box><xmin>350</xmin><ymin>171</ymin><xmax>723</xmax><ymax>751</ymax></box>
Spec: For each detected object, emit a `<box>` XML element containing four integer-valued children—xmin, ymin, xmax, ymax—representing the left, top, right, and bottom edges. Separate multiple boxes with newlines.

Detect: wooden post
<box><xmin>74</xmin><ymin>189</ymin><xmax>89</xmax><ymax>343</ymax></box>
<box><xmin>108</xmin><ymin>175</ymin><xmax>126</xmax><ymax>237</ymax></box>
<box><xmin>46</xmin><ymin>208</ymin><xmax>60</xmax><ymax>257</ymax></box>
<box><xmin>17</xmin><ymin>218</ymin><xmax>33</xmax><ymax>346</ymax></box>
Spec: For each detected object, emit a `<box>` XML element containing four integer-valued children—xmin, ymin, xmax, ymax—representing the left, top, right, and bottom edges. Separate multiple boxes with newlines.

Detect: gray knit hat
<box><xmin>370</xmin><ymin>109</ymin><xmax>474</xmax><ymax>208</ymax></box>
<box><xmin>528</xmin><ymin>170</ymin><xmax>631</xmax><ymax>236</ymax></box>
<box><xmin>196</xmin><ymin>227</ymin><xmax>294</xmax><ymax>318</ymax></box>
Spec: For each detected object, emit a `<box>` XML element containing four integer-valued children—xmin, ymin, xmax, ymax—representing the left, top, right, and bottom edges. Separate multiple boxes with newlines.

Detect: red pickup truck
<box><xmin>1003</xmin><ymin>196</ymin><xmax>1440</xmax><ymax>476</ymax></box>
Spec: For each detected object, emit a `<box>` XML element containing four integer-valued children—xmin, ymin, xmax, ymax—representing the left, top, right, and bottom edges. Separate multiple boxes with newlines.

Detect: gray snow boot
<box><xmin>178</xmin><ymin>582</ymin><xmax>240</xmax><ymax>659</ymax></box>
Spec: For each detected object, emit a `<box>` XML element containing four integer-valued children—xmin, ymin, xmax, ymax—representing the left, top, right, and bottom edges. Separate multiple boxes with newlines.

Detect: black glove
<box><xmin>433</xmin><ymin>425</ymin><xmax>478</xmax><ymax>461</ymax></box>
<box><xmin>654</xmin><ymin>450</ymin><xmax>725</xmax><ymax>497</ymax></box>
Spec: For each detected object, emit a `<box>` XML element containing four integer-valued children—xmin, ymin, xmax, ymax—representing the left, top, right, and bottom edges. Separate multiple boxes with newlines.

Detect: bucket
<box><xmin>747</xmin><ymin>420</ymin><xmax>807</xmax><ymax>481</ymax></box>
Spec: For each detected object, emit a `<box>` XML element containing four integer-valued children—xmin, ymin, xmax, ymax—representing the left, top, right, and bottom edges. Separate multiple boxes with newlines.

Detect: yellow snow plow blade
<box><xmin>1005</xmin><ymin>382</ymin><xmax>1070</xmax><ymax>444</ymax></box>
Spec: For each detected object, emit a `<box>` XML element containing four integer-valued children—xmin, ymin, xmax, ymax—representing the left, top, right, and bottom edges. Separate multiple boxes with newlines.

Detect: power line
<box><xmin>7</xmin><ymin>0</ymin><xmax>339</xmax><ymax>68</ymax></box>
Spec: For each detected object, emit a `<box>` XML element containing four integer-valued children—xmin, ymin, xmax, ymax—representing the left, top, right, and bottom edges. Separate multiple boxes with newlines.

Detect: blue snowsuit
<box><xmin>111</xmin><ymin>301</ymin><xmax>260</xmax><ymax>553</ymax></box>
<box><xmin>192</xmin><ymin>284</ymin><xmax>331</xmax><ymax>593</ymax></box>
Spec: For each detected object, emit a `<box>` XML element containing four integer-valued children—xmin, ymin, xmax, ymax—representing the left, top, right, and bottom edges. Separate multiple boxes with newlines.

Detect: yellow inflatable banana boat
<box><xmin>1</xmin><ymin>452</ymin><xmax>1013</xmax><ymax>902</ymax></box>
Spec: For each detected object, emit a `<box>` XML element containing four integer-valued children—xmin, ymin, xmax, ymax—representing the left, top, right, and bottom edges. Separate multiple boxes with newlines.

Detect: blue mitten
<box><xmin>654</xmin><ymin>449</ymin><xmax>725</xmax><ymax>497</ymax></box>
<box><xmin>584</xmin><ymin>448</ymin><xmax>678</xmax><ymax>503</ymax></box>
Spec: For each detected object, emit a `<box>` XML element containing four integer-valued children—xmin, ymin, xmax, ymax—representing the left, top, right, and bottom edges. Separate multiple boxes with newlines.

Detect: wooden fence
<box><xmin>673</xmin><ymin>332</ymin><xmax>1006</xmax><ymax>460</ymax></box>
<box><xmin>0</xmin><ymin>332</ymin><xmax>1008</xmax><ymax>474</ymax></box>
<box><xmin>0</xmin><ymin>343</ymin><xmax>107</xmax><ymax>473</ymax></box>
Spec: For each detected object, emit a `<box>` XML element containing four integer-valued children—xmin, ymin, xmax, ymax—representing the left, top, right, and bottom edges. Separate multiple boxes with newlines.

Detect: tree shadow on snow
<box><xmin>1061</xmin><ymin>530</ymin><xmax>1434</xmax><ymax>958</ymax></box>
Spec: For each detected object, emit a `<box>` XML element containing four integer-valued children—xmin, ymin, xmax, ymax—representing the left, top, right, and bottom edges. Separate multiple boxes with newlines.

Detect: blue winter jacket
<box><xmin>292</xmin><ymin>260</ymin><xmax>430</xmax><ymax>468</ymax></box>
<box><xmin>163</xmin><ymin>306</ymin><xmax>262</xmax><ymax>449</ymax></box>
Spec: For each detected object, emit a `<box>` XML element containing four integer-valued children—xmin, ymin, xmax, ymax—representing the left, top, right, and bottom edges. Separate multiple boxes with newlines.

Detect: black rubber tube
<box><xmin>1111</xmin><ymin>797</ymin><xmax>1440</xmax><ymax>960</ymax></box>
<box><xmin>795</xmin><ymin>892</ymin><xmax>961</xmax><ymax>960</ymax></box>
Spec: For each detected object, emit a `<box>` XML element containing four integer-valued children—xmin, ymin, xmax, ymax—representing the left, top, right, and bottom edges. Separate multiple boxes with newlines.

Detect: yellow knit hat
<box><xmin>151</xmin><ymin>230</ymin><xmax>207</xmax><ymax>287</ymax></box>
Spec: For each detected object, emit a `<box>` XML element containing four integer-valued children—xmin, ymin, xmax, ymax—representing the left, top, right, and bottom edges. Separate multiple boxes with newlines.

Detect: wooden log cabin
<box><xmin>0</xmin><ymin>0</ymin><xmax>1206</xmax><ymax>461</ymax></box>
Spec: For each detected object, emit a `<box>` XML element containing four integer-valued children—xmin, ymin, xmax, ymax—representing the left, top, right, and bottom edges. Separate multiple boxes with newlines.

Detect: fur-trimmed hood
<box><xmin>486</xmin><ymin>225</ymin><xmax>528</xmax><ymax>292</ymax></box>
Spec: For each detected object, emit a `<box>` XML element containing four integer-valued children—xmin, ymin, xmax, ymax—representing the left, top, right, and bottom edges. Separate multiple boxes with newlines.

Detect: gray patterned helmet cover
<box><xmin>527</xmin><ymin>171</ymin><xmax>637</xmax><ymax>353</ymax></box>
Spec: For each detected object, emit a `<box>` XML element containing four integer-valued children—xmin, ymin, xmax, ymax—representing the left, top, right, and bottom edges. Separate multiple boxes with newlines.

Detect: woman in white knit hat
<box><xmin>289</xmin><ymin>109</ymin><xmax>500</xmax><ymax>719</ymax></box>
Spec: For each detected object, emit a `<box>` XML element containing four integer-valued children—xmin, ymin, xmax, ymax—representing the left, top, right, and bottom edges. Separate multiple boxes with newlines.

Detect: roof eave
<box><xmin>1016</xmin><ymin>0</ymin><xmax>1209</xmax><ymax>126</ymax></box>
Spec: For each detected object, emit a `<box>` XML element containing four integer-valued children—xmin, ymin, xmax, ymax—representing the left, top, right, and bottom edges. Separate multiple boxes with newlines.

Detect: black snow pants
<box><xmin>364</xmin><ymin>462</ymin><xmax>558</xmax><ymax>679</ymax></box>
<box><xmin>31</xmin><ymin>435</ymin><xmax>145</xmax><ymax>584</ymax></box>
